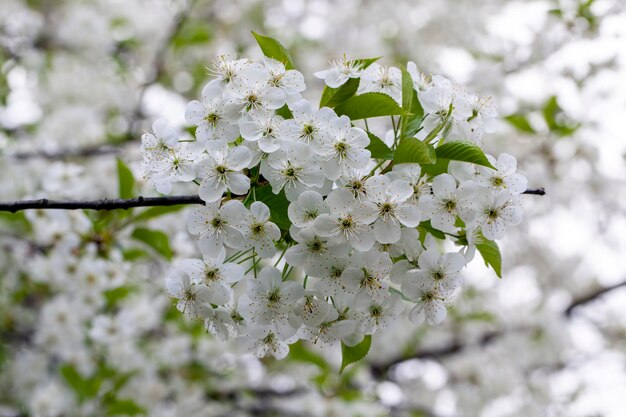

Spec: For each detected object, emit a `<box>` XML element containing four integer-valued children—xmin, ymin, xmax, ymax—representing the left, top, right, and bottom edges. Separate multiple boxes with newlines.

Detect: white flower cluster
<box><xmin>141</xmin><ymin>54</ymin><xmax>527</xmax><ymax>359</ymax></box>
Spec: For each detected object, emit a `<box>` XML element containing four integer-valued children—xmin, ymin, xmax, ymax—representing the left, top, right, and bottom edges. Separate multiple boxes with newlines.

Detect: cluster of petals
<box><xmin>140</xmin><ymin>54</ymin><xmax>528</xmax><ymax>359</ymax></box>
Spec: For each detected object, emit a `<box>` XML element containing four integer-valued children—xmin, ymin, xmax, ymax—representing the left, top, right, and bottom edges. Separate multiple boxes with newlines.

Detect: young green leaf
<box><xmin>504</xmin><ymin>114</ymin><xmax>536</xmax><ymax>134</ymax></box>
<box><xmin>367</xmin><ymin>132</ymin><xmax>394</xmax><ymax>160</ymax></box>
<box><xmin>421</xmin><ymin>158</ymin><xmax>450</xmax><ymax>178</ymax></box>
<box><xmin>275</xmin><ymin>104</ymin><xmax>293</xmax><ymax>119</ymax></box>
<box><xmin>116</xmin><ymin>158</ymin><xmax>134</xmax><ymax>199</ymax></box>
<box><xmin>351</xmin><ymin>57</ymin><xmax>381</xmax><ymax>69</ymax></box>
<box><xmin>400</xmin><ymin>66</ymin><xmax>414</xmax><ymax>138</ymax></box>
<box><xmin>418</xmin><ymin>220</ymin><xmax>446</xmax><ymax>241</ymax></box>
<box><xmin>340</xmin><ymin>335</ymin><xmax>371</xmax><ymax>373</ymax></box>
<box><xmin>476</xmin><ymin>235</ymin><xmax>502</xmax><ymax>278</ymax></box>
<box><xmin>394</xmin><ymin>138</ymin><xmax>436</xmax><ymax>164</ymax></box>
<box><xmin>251</xmin><ymin>31</ymin><xmax>295</xmax><ymax>70</ymax></box>
<box><xmin>106</xmin><ymin>399</ymin><xmax>146</xmax><ymax>416</ymax></box>
<box><xmin>542</xmin><ymin>95</ymin><xmax>580</xmax><ymax>137</ymax></box>
<box><xmin>248</xmin><ymin>185</ymin><xmax>291</xmax><ymax>231</ymax></box>
<box><xmin>435</xmin><ymin>141</ymin><xmax>495</xmax><ymax>169</ymax></box>
<box><xmin>131</xmin><ymin>228</ymin><xmax>173</xmax><ymax>261</ymax></box>
<box><xmin>319</xmin><ymin>78</ymin><xmax>360</xmax><ymax>108</ymax></box>
<box><xmin>0</xmin><ymin>212</ymin><xmax>32</xmax><ymax>233</ymax></box>
<box><xmin>289</xmin><ymin>341</ymin><xmax>332</xmax><ymax>372</ymax></box>
<box><xmin>334</xmin><ymin>92</ymin><xmax>407</xmax><ymax>120</ymax></box>
<box><xmin>60</xmin><ymin>364</ymin><xmax>101</xmax><ymax>400</ymax></box>
<box><xmin>404</xmin><ymin>90</ymin><xmax>424</xmax><ymax>138</ymax></box>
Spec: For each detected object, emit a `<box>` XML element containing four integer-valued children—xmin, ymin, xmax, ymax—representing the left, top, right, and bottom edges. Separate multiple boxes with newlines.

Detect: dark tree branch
<box><xmin>373</xmin><ymin>279</ymin><xmax>626</xmax><ymax>377</ymax></box>
<box><xmin>9</xmin><ymin>145</ymin><xmax>122</xmax><ymax>160</ymax></box>
<box><xmin>0</xmin><ymin>196</ymin><xmax>205</xmax><ymax>213</ymax></box>
<box><xmin>370</xmin><ymin>330</ymin><xmax>504</xmax><ymax>377</ymax></box>
<box><xmin>564</xmin><ymin>280</ymin><xmax>626</xmax><ymax>317</ymax></box>
<box><xmin>0</xmin><ymin>189</ymin><xmax>546</xmax><ymax>213</ymax></box>
<box><xmin>522</xmin><ymin>187</ymin><xmax>545</xmax><ymax>195</ymax></box>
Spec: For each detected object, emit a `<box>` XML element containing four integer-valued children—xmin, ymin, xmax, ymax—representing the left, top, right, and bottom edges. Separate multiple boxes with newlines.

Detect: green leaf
<box><xmin>418</xmin><ymin>220</ymin><xmax>446</xmax><ymax>241</ymax></box>
<box><xmin>319</xmin><ymin>78</ymin><xmax>360</xmax><ymax>108</ymax></box>
<box><xmin>122</xmin><ymin>247</ymin><xmax>148</xmax><ymax>261</ymax></box>
<box><xmin>504</xmin><ymin>114</ymin><xmax>535</xmax><ymax>134</ymax></box>
<box><xmin>421</xmin><ymin>158</ymin><xmax>450</xmax><ymax>178</ymax></box>
<box><xmin>542</xmin><ymin>96</ymin><xmax>560</xmax><ymax>131</ymax></box>
<box><xmin>351</xmin><ymin>57</ymin><xmax>381</xmax><ymax>69</ymax></box>
<box><xmin>289</xmin><ymin>341</ymin><xmax>331</xmax><ymax>372</ymax></box>
<box><xmin>116</xmin><ymin>158</ymin><xmax>134</xmax><ymax>199</ymax></box>
<box><xmin>251</xmin><ymin>31</ymin><xmax>295</xmax><ymax>70</ymax></box>
<box><xmin>0</xmin><ymin>212</ymin><xmax>32</xmax><ymax>233</ymax></box>
<box><xmin>366</xmin><ymin>132</ymin><xmax>394</xmax><ymax>160</ymax></box>
<box><xmin>106</xmin><ymin>399</ymin><xmax>146</xmax><ymax>416</ymax></box>
<box><xmin>131</xmin><ymin>228</ymin><xmax>173</xmax><ymax>260</ymax></box>
<box><xmin>172</xmin><ymin>22</ymin><xmax>212</xmax><ymax>49</ymax></box>
<box><xmin>104</xmin><ymin>286</ymin><xmax>131</xmax><ymax>307</ymax></box>
<box><xmin>334</xmin><ymin>92</ymin><xmax>407</xmax><ymax>120</ymax></box>
<box><xmin>403</xmin><ymin>90</ymin><xmax>425</xmax><ymax>139</ymax></box>
<box><xmin>340</xmin><ymin>335</ymin><xmax>371</xmax><ymax>373</ymax></box>
<box><xmin>249</xmin><ymin>185</ymin><xmax>291</xmax><ymax>231</ymax></box>
<box><xmin>395</xmin><ymin>138</ymin><xmax>436</xmax><ymax>165</ymax></box>
<box><xmin>542</xmin><ymin>96</ymin><xmax>580</xmax><ymax>137</ymax></box>
<box><xmin>475</xmin><ymin>235</ymin><xmax>502</xmax><ymax>278</ymax></box>
<box><xmin>60</xmin><ymin>364</ymin><xmax>100</xmax><ymax>400</ymax></box>
<box><xmin>275</xmin><ymin>104</ymin><xmax>293</xmax><ymax>119</ymax></box>
<box><xmin>435</xmin><ymin>141</ymin><xmax>495</xmax><ymax>169</ymax></box>
<box><xmin>133</xmin><ymin>205</ymin><xmax>186</xmax><ymax>223</ymax></box>
<box><xmin>400</xmin><ymin>66</ymin><xmax>414</xmax><ymax>138</ymax></box>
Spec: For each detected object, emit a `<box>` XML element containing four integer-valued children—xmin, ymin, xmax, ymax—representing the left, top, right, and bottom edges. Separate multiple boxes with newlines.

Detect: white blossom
<box><xmin>238</xmin><ymin>267</ymin><xmax>304</xmax><ymax>339</ymax></box>
<box><xmin>187</xmin><ymin>200</ymin><xmax>248</xmax><ymax>258</ymax></box>
<box><xmin>476</xmin><ymin>153</ymin><xmax>528</xmax><ymax>195</ymax></box>
<box><xmin>240</xmin><ymin>201</ymin><xmax>281</xmax><ymax>258</ymax></box>
<box><xmin>184</xmin><ymin>82</ymin><xmax>240</xmax><ymax>144</ymax></box>
<box><xmin>195</xmin><ymin>141</ymin><xmax>251</xmax><ymax>202</ymax></box>
<box><xmin>313</xmin><ymin>115</ymin><xmax>371</xmax><ymax>180</ymax></box>
<box><xmin>365</xmin><ymin>175</ymin><xmax>421</xmax><ymax>244</ymax></box>
<box><xmin>419</xmin><ymin>173</ymin><xmax>476</xmax><ymax>234</ymax></box>
<box><xmin>358</xmin><ymin>63</ymin><xmax>402</xmax><ymax>103</ymax></box>
<box><xmin>225</xmin><ymin>66</ymin><xmax>286</xmax><ymax>115</ymax></box>
<box><xmin>314</xmin><ymin>56</ymin><xmax>363</xmax><ymax>88</ymax></box>
<box><xmin>238</xmin><ymin>110</ymin><xmax>284</xmax><ymax>153</ymax></box>
<box><xmin>314</xmin><ymin>188</ymin><xmax>378</xmax><ymax>252</ymax></box>
<box><xmin>469</xmin><ymin>189</ymin><xmax>524</xmax><ymax>240</ymax></box>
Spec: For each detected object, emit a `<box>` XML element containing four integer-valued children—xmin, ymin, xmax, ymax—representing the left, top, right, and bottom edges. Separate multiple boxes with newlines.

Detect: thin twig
<box><xmin>522</xmin><ymin>187</ymin><xmax>546</xmax><ymax>195</ymax></box>
<box><xmin>373</xmin><ymin>278</ymin><xmax>626</xmax><ymax>376</ymax></box>
<box><xmin>0</xmin><ymin>189</ymin><xmax>546</xmax><ymax>213</ymax></box>
<box><xmin>8</xmin><ymin>145</ymin><xmax>122</xmax><ymax>160</ymax></box>
<box><xmin>564</xmin><ymin>280</ymin><xmax>626</xmax><ymax>317</ymax></box>
<box><xmin>0</xmin><ymin>196</ymin><xmax>205</xmax><ymax>213</ymax></box>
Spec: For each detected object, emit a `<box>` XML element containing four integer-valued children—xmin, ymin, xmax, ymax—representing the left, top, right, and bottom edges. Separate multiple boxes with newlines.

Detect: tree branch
<box><xmin>0</xmin><ymin>195</ymin><xmax>204</xmax><ymax>213</ymax></box>
<box><xmin>564</xmin><ymin>280</ymin><xmax>626</xmax><ymax>317</ymax></box>
<box><xmin>0</xmin><ymin>189</ymin><xmax>546</xmax><ymax>213</ymax></box>
<box><xmin>8</xmin><ymin>145</ymin><xmax>122</xmax><ymax>160</ymax></box>
<box><xmin>522</xmin><ymin>187</ymin><xmax>545</xmax><ymax>195</ymax></box>
<box><xmin>372</xmin><ymin>278</ymin><xmax>626</xmax><ymax>377</ymax></box>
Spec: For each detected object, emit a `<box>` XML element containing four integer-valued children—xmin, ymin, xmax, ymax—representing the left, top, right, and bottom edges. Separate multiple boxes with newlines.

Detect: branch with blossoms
<box><xmin>5</xmin><ymin>33</ymin><xmax>546</xmax><ymax>369</ymax></box>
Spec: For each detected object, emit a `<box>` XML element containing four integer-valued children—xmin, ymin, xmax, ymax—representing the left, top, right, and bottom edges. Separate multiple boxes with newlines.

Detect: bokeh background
<box><xmin>1</xmin><ymin>0</ymin><xmax>626</xmax><ymax>416</ymax></box>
